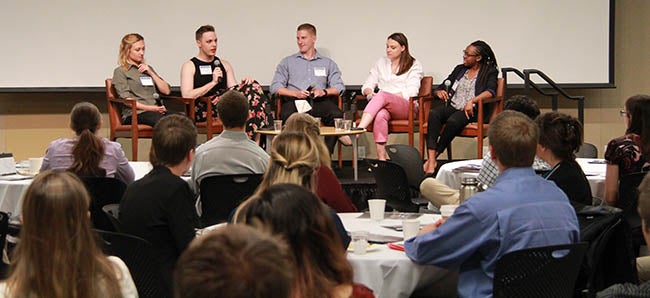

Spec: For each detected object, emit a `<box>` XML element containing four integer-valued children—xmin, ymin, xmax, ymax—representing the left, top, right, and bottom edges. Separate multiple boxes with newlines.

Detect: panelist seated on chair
<box><xmin>423</xmin><ymin>40</ymin><xmax>499</xmax><ymax>174</ymax></box>
<box><xmin>112</xmin><ymin>33</ymin><xmax>171</xmax><ymax>127</ymax></box>
<box><xmin>269</xmin><ymin>23</ymin><xmax>350</xmax><ymax>153</ymax></box>
<box><xmin>40</xmin><ymin>102</ymin><xmax>134</xmax><ymax>184</ymax></box>
<box><xmin>356</xmin><ymin>33</ymin><xmax>423</xmax><ymax>161</ymax></box>
<box><xmin>180</xmin><ymin>25</ymin><xmax>269</xmax><ymax>142</ymax></box>
<box><xmin>406</xmin><ymin>111</ymin><xmax>580</xmax><ymax>298</ymax></box>
<box><xmin>119</xmin><ymin>115</ymin><xmax>200</xmax><ymax>288</ymax></box>
<box><xmin>190</xmin><ymin>90</ymin><xmax>269</xmax><ymax>193</ymax></box>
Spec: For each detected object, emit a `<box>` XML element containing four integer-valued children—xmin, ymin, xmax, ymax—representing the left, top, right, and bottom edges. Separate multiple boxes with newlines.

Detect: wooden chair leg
<box><xmin>477</xmin><ymin>138</ymin><xmax>483</xmax><ymax>158</ymax></box>
<box><xmin>446</xmin><ymin>143</ymin><xmax>452</xmax><ymax>161</ymax></box>
<box><xmin>132</xmin><ymin>136</ymin><xmax>138</xmax><ymax>161</ymax></box>
<box><xmin>338</xmin><ymin>143</ymin><xmax>343</xmax><ymax>169</ymax></box>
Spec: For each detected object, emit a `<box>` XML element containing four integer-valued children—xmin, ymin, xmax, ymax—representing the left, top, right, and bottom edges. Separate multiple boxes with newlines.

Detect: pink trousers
<box><xmin>363</xmin><ymin>91</ymin><xmax>418</xmax><ymax>143</ymax></box>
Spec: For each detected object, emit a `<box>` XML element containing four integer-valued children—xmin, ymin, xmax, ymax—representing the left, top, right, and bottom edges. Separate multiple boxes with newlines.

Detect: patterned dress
<box><xmin>605</xmin><ymin>133</ymin><xmax>650</xmax><ymax>176</ymax></box>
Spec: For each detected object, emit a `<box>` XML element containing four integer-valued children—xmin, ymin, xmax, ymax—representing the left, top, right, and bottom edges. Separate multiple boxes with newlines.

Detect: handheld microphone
<box><xmin>443</xmin><ymin>80</ymin><xmax>451</xmax><ymax>106</ymax></box>
<box><xmin>306</xmin><ymin>82</ymin><xmax>317</xmax><ymax>98</ymax></box>
<box><xmin>213</xmin><ymin>59</ymin><xmax>223</xmax><ymax>84</ymax></box>
<box><xmin>153</xmin><ymin>91</ymin><xmax>161</xmax><ymax>105</ymax></box>
<box><xmin>374</xmin><ymin>86</ymin><xmax>380</xmax><ymax>94</ymax></box>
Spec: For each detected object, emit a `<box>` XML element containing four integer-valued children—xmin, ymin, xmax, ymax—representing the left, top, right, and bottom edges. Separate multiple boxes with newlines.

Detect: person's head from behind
<box><xmin>284</xmin><ymin>113</ymin><xmax>331</xmax><ymax>168</ymax></box>
<box><xmin>236</xmin><ymin>183</ymin><xmax>352</xmax><ymax>297</ymax></box>
<box><xmin>195</xmin><ymin>25</ymin><xmax>217</xmax><ymax>56</ymax></box>
<box><xmin>174</xmin><ymin>224</ymin><xmax>293</xmax><ymax>298</ymax></box>
<box><xmin>217</xmin><ymin>90</ymin><xmax>249</xmax><ymax>130</ymax></box>
<box><xmin>624</xmin><ymin>94</ymin><xmax>650</xmax><ymax>156</ymax></box>
<box><xmin>296</xmin><ymin>23</ymin><xmax>317</xmax><ymax>54</ymax></box>
<box><xmin>68</xmin><ymin>102</ymin><xmax>106</xmax><ymax>177</ymax></box>
<box><xmin>504</xmin><ymin>95</ymin><xmax>540</xmax><ymax>120</ymax></box>
<box><xmin>260</xmin><ymin>131</ymin><xmax>320</xmax><ymax>192</ymax></box>
<box><xmin>637</xmin><ymin>173</ymin><xmax>650</xmax><ymax>246</ymax></box>
<box><xmin>118</xmin><ymin>33</ymin><xmax>145</xmax><ymax>69</ymax></box>
<box><xmin>536</xmin><ymin>112</ymin><xmax>583</xmax><ymax>162</ymax></box>
<box><xmin>488</xmin><ymin>110</ymin><xmax>539</xmax><ymax>169</ymax></box>
<box><xmin>9</xmin><ymin>170</ymin><xmax>122</xmax><ymax>297</ymax></box>
<box><xmin>150</xmin><ymin>114</ymin><xmax>197</xmax><ymax>168</ymax></box>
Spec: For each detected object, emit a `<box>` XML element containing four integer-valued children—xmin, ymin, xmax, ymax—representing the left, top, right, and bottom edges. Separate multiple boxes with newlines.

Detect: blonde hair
<box><xmin>7</xmin><ymin>170</ymin><xmax>123</xmax><ymax>298</ymax></box>
<box><xmin>118</xmin><ymin>33</ymin><xmax>144</xmax><ymax>70</ymax></box>
<box><xmin>284</xmin><ymin>113</ymin><xmax>331</xmax><ymax>168</ymax></box>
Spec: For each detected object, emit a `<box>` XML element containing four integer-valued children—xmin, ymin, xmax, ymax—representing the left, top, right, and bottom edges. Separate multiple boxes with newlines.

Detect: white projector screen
<box><xmin>0</xmin><ymin>0</ymin><xmax>612</xmax><ymax>89</ymax></box>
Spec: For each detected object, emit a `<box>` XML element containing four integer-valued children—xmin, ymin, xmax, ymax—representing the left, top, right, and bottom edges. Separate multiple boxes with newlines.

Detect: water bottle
<box><xmin>459</xmin><ymin>177</ymin><xmax>479</xmax><ymax>203</ymax></box>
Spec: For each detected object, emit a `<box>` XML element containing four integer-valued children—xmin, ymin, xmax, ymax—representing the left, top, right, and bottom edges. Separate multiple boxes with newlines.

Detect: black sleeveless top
<box><xmin>191</xmin><ymin>57</ymin><xmax>228</xmax><ymax>96</ymax></box>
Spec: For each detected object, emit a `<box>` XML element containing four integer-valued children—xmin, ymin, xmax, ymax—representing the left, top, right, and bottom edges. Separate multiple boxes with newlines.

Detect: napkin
<box><xmin>294</xmin><ymin>100</ymin><xmax>312</xmax><ymax>113</ymax></box>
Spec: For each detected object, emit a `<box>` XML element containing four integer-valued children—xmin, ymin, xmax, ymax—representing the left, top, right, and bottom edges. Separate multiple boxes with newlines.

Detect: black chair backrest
<box><xmin>576</xmin><ymin>143</ymin><xmax>598</xmax><ymax>158</ymax></box>
<box><xmin>386</xmin><ymin>144</ymin><xmax>426</xmax><ymax>191</ymax></box>
<box><xmin>95</xmin><ymin>230</ymin><xmax>171</xmax><ymax>298</ymax></box>
<box><xmin>618</xmin><ymin>171</ymin><xmax>649</xmax><ymax>227</ymax></box>
<box><xmin>199</xmin><ymin>174</ymin><xmax>263</xmax><ymax>227</ymax></box>
<box><xmin>81</xmin><ymin>177</ymin><xmax>127</xmax><ymax>232</ymax></box>
<box><xmin>101</xmin><ymin>204</ymin><xmax>122</xmax><ymax>232</ymax></box>
<box><xmin>493</xmin><ymin>242</ymin><xmax>588</xmax><ymax>298</ymax></box>
<box><xmin>366</xmin><ymin>159</ymin><xmax>419</xmax><ymax>212</ymax></box>
<box><xmin>0</xmin><ymin>212</ymin><xmax>9</xmax><ymax>278</ymax></box>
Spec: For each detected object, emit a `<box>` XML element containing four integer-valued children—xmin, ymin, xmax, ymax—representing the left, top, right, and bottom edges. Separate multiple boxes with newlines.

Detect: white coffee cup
<box><xmin>402</xmin><ymin>219</ymin><xmax>421</xmax><ymax>240</ymax></box>
<box><xmin>28</xmin><ymin>157</ymin><xmax>44</xmax><ymax>174</ymax></box>
<box><xmin>351</xmin><ymin>231</ymin><xmax>369</xmax><ymax>255</ymax></box>
<box><xmin>368</xmin><ymin>199</ymin><xmax>386</xmax><ymax>221</ymax></box>
<box><xmin>440</xmin><ymin>204</ymin><xmax>458</xmax><ymax>219</ymax></box>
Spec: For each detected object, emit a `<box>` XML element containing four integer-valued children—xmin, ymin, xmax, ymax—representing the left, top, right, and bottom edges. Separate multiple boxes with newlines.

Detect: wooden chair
<box><xmin>419</xmin><ymin>77</ymin><xmax>505</xmax><ymax>160</ymax></box>
<box><xmin>106</xmin><ymin>79</ymin><xmax>198</xmax><ymax>161</ymax></box>
<box><xmin>354</xmin><ymin>76</ymin><xmax>434</xmax><ymax>148</ymax></box>
<box><xmin>193</xmin><ymin>96</ymin><xmax>224</xmax><ymax>140</ymax></box>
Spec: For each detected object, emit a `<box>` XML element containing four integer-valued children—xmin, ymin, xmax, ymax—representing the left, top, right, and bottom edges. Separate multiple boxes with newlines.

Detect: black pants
<box><xmin>123</xmin><ymin>111</ymin><xmax>165</xmax><ymax>127</ymax></box>
<box><xmin>280</xmin><ymin>97</ymin><xmax>343</xmax><ymax>153</ymax></box>
<box><xmin>426</xmin><ymin>105</ymin><xmax>477</xmax><ymax>153</ymax></box>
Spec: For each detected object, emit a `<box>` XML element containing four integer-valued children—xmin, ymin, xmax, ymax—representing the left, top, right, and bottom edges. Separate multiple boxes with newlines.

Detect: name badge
<box><xmin>451</xmin><ymin>80</ymin><xmax>459</xmax><ymax>92</ymax></box>
<box><xmin>314</xmin><ymin>67</ymin><xmax>326</xmax><ymax>77</ymax></box>
<box><xmin>199</xmin><ymin>65</ymin><xmax>212</xmax><ymax>75</ymax></box>
<box><xmin>140</xmin><ymin>76</ymin><xmax>154</xmax><ymax>86</ymax></box>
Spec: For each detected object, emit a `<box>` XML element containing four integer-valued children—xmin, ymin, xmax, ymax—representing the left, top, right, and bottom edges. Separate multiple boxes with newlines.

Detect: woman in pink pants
<box><xmin>357</xmin><ymin>32</ymin><xmax>423</xmax><ymax>160</ymax></box>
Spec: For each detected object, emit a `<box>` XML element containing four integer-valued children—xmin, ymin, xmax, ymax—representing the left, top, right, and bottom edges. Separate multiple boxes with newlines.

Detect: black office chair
<box><xmin>366</xmin><ymin>159</ymin><xmax>424</xmax><ymax>213</ymax></box>
<box><xmin>386</xmin><ymin>144</ymin><xmax>427</xmax><ymax>192</ymax></box>
<box><xmin>95</xmin><ymin>230</ymin><xmax>171</xmax><ymax>298</ymax></box>
<box><xmin>493</xmin><ymin>242</ymin><xmax>588</xmax><ymax>298</ymax></box>
<box><xmin>199</xmin><ymin>174</ymin><xmax>263</xmax><ymax>227</ymax></box>
<box><xmin>81</xmin><ymin>177</ymin><xmax>127</xmax><ymax>232</ymax></box>
<box><xmin>102</xmin><ymin>204</ymin><xmax>122</xmax><ymax>232</ymax></box>
<box><xmin>618</xmin><ymin>171</ymin><xmax>649</xmax><ymax>256</ymax></box>
<box><xmin>0</xmin><ymin>212</ymin><xmax>9</xmax><ymax>279</ymax></box>
<box><xmin>576</xmin><ymin>143</ymin><xmax>598</xmax><ymax>158</ymax></box>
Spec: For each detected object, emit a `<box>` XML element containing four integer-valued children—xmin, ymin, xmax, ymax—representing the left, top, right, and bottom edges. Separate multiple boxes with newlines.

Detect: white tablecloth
<box><xmin>436</xmin><ymin>158</ymin><xmax>607</xmax><ymax>202</ymax></box>
<box><xmin>0</xmin><ymin>162</ymin><xmax>155</xmax><ymax>216</ymax></box>
<box><xmin>340</xmin><ymin>213</ymin><xmax>457</xmax><ymax>298</ymax></box>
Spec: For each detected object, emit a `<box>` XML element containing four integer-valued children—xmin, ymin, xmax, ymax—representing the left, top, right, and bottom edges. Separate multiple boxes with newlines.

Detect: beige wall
<box><xmin>1</xmin><ymin>0</ymin><xmax>648</xmax><ymax>162</ymax></box>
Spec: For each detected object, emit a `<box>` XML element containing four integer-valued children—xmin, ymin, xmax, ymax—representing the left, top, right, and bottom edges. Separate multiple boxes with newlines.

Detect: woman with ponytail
<box><xmin>41</xmin><ymin>102</ymin><xmax>134</xmax><ymax>184</ymax></box>
<box><xmin>423</xmin><ymin>40</ymin><xmax>499</xmax><ymax>173</ymax></box>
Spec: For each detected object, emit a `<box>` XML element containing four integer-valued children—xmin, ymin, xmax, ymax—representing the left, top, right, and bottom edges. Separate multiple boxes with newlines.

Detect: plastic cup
<box><xmin>402</xmin><ymin>219</ymin><xmax>421</xmax><ymax>240</ymax></box>
<box><xmin>334</xmin><ymin>118</ymin><xmax>343</xmax><ymax>130</ymax></box>
<box><xmin>368</xmin><ymin>199</ymin><xmax>386</xmax><ymax>221</ymax></box>
<box><xmin>351</xmin><ymin>231</ymin><xmax>369</xmax><ymax>255</ymax></box>
<box><xmin>28</xmin><ymin>157</ymin><xmax>44</xmax><ymax>174</ymax></box>
<box><xmin>343</xmin><ymin>119</ymin><xmax>353</xmax><ymax>131</ymax></box>
<box><xmin>440</xmin><ymin>204</ymin><xmax>458</xmax><ymax>220</ymax></box>
<box><xmin>273</xmin><ymin>120</ymin><xmax>283</xmax><ymax>132</ymax></box>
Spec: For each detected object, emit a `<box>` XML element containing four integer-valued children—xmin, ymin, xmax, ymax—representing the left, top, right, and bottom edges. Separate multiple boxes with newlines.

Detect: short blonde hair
<box><xmin>118</xmin><ymin>33</ymin><xmax>144</xmax><ymax>70</ymax></box>
<box><xmin>488</xmin><ymin>110</ymin><xmax>538</xmax><ymax>168</ymax></box>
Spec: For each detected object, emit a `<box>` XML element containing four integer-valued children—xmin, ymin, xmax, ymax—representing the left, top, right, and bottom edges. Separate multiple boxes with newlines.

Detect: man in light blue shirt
<box><xmin>270</xmin><ymin>23</ymin><xmax>348</xmax><ymax>152</ymax></box>
<box><xmin>405</xmin><ymin>110</ymin><xmax>580</xmax><ymax>297</ymax></box>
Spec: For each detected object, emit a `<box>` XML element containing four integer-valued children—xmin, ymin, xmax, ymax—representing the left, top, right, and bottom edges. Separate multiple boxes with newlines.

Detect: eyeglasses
<box><xmin>463</xmin><ymin>50</ymin><xmax>479</xmax><ymax>57</ymax></box>
<box><xmin>620</xmin><ymin>109</ymin><xmax>628</xmax><ymax>117</ymax></box>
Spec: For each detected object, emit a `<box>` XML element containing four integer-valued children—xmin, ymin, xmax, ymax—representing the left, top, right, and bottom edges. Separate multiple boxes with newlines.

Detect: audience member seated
<box><xmin>191</xmin><ymin>90</ymin><xmax>269</xmax><ymax>193</ymax></box>
<box><xmin>423</xmin><ymin>40</ymin><xmax>499</xmax><ymax>174</ymax></box>
<box><xmin>269</xmin><ymin>23</ymin><xmax>350</xmax><ymax>152</ymax></box>
<box><xmin>356</xmin><ymin>32</ymin><xmax>423</xmax><ymax>160</ymax></box>
<box><xmin>284</xmin><ymin>113</ymin><xmax>357</xmax><ymax>212</ymax></box>
<box><xmin>605</xmin><ymin>94</ymin><xmax>650</xmax><ymax>206</ymax></box>
<box><xmin>536</xmin><ymin>112</ymin><xmax>593</xmax><ymax>209</ymax></box>
<box><xmin>174</xmin><ymin>224</ymin><xmax>293</xmax><ymax>298</ymax></box>
<box><xmin>419</xmin><ymin>95</ymin><xmax>549</xmax><ymax>208</ymax></box>
<box><xmin>120</xmin><ymin>115</ymin><xmax>200</xmax><ymax>288</ymax></box>
<box><xmin>0</xmin><ymin>170</ymin><xmax>136</xmax><ymax>297</ymax></box>
<box><xmin>234</xmin><ymin>131</ymin><xmax>351</xmax><ymax>248</ymax></box>
<box><xmin>405</xmin><ymin>111</ymin><xmax>580</xmax><ymax>297</ymax></box>
<box><xmin>180</xmin><ymin>25</ymin><xmax>268</xmax><ymax>142</ymax></box>
<box><xmin>597</xmin><ymin>172</ymin><xmax>650</xmax><ymax>297</ymax></box>
<box><xmin>40</xmin><ymin>102</ymin><xmax>134</xmax><ymax>184</ymax></box>
<box><xmin>112</xmin><ymin>33</ymin><xmax>171</xmax><ymax>127</ymax></box>
<box><xmin>235</xmin><ymin>184</ymin><xmax>375</xmax><ymax>298</ymax></box>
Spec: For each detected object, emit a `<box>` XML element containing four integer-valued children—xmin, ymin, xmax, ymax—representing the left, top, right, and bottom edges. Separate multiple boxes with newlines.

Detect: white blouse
<box><xmin>361</xmin><ymin>56</ymin><xmax>424</xmax><ymax>100</ymax></box>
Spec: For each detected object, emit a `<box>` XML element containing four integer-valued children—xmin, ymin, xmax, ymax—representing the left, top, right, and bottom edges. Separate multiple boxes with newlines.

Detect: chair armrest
<box><xmin>161</xmin><ymin>96</ymin><xmax>196</xmax><ymax>121</ymax></box>
<box><xmin>478</xmin><ymin>96</ymin><xmax>502</xmax><ymax>104</ymax></box>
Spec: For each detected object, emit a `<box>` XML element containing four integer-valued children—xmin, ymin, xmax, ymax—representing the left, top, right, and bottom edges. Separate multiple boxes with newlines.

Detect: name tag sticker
<box><xmin>314</xmin><ymin>67</ymin><xmax>326</xmax><ymax>77</ymax></box>
<box><xmin>199</xmin><ymin>65</ymin><xmax>212</xmax><ymax>75</ymax></box>
<box><xmin>140</xmin><ymin>76</ymin><xmax>154</xmax><ymax>86</ymax></box>
<box><xmin>451</xmin><ymin>80</ymin><xmax>459</xmax><ymax>92</ymax></box>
